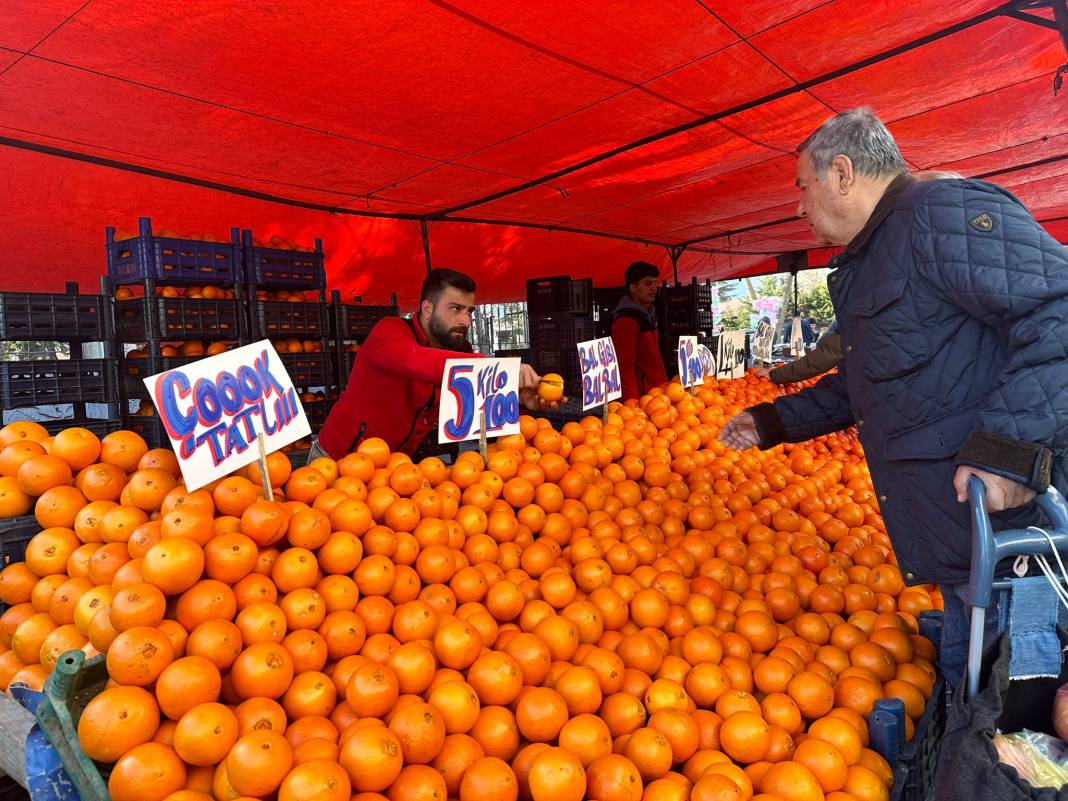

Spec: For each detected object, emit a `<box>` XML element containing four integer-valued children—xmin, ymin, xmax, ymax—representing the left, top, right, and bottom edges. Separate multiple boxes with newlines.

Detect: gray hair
<box><xmin>798</xmin><ymin>108</ymin><xmax>907</xmax><ymax>178</ymax></box>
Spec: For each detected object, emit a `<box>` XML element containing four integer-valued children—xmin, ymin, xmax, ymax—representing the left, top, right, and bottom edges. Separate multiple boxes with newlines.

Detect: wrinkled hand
<box><xmin>754</xmin><ymin>367</ymin><xmax>772</xmax><ymax>380</ymax></box>
<box><xmin>954</xmin><ymin>465</ymin><xmax>1036</xmax><ymax>512</ymax></box>
<box><xmin>519</xmin><ymin>386</ymin><xmax>566</xmax><ymax>412</ymax></box>
<box><xmin>518</xmin><ymin>363</ymin><xmax>540</xmax><ymax>390</ymax></box>
<box><xmin>718</xmin><ymin>412</ymin><xmax>760</xmax><ymax>450</ymax></box>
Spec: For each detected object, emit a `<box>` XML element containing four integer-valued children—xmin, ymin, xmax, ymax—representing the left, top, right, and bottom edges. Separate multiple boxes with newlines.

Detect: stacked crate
<box><xmin>330</xmin><ymin>290</ymin><xmax>400</xmax><ymax>385</ymax></box>
<box><xmin>0</xmin><ymin>280</ymin><xmax>118</xmax><ymax>438</ymax></box>
<box><xmin>525</xmin><ymin>276</ymin><xmax>593</xmax><ymax>393</ymax></box>
<box><xmin>592</xmin><ymin>285</ymin><xmax>626</xmax><ymax>339</ymax></box>
<box><xmin>107</xmin><ymin>217</ymin><xmax>246</xmax><ymax>448</ymax></box>
<box><xmin>243</xmin><ymin>230</ymin><xmax>333</xmax><ymax>454</ymax></box>
<box><xmin>661</xmin><ymin>278</ymin><xmax>715</xmax><ymax>339</ymax></box>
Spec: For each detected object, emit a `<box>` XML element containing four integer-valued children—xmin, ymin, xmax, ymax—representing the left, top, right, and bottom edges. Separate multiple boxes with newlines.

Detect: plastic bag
<box><xmin>994</xmin><ymin>729</ymin><xmax>1068</xmax><ymax>788</ymax></box>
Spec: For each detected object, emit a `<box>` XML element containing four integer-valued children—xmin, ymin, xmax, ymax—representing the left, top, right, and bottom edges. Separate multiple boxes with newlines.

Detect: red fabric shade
<box><xmin>0</xmin><ymin>1</ymin><xmax>1065</xmax><ymax>303</ymax></box>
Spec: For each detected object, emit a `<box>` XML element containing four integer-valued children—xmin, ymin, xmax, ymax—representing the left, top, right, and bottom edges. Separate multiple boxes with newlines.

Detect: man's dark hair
<box><xmin>420</xmin><ymin>268</ymin><xmax>476</xmax><ymax>305</ymax></box>
<box><xmin>624</xmin><ymin>261</ymin><xmax>660</xmax><ymax>287</ymax></box>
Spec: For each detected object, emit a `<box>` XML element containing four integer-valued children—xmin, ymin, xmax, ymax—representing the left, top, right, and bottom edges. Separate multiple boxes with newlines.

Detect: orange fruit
<box><xmin>108</xmin><ymin>743</ymin><xmax>186</xmax><ymax>801</ymax></box>
<box><xmin>78</xmin><ymin>685</ymin><xmax>161</xmax><ymax>762</ymax></box>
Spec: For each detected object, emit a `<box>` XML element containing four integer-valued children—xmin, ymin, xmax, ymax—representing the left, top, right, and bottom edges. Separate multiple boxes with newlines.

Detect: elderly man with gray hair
<box><xmin>719</xmin><ymin>108</ymin><xmax>1068</xmax><ymax>691</ymax></box>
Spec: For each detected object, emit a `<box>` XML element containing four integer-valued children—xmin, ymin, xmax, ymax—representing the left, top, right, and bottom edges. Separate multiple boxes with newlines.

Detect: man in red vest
<box><xmin>315</xmin><ymin>269</ymin><xmax>553</xmax><ymax>460</ymax></box>
<box><xmin>611</xmin><ymin>261</ymin><xmax>668</xmax><ymax>401</ymax></box>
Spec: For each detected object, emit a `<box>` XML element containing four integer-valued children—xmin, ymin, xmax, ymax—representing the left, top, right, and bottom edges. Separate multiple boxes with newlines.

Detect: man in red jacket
<box><xmin>315</xmin><ymin>269</ymin><xmax>551</xmax><ymax>460</ymax></box>
<box><xmin>611</xmin><ymin>261</ymin><xmax>668</xmax><ymax>401</ymax></box>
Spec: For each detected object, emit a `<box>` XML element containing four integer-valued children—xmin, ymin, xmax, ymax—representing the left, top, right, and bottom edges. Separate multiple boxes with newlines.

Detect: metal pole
<box><xmin>420</xmin><ymin>220</ymin><xmax>433</xmax><ymax>275</ymax></box>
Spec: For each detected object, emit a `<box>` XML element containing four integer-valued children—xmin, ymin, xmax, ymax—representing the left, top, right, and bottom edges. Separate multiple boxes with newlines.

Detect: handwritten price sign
<box><xmin>677</xmin><ymin>336</ymin><xmax>705</xmax><ymax>388</ymax></box>
<box><xmin>715</xmin><ymin>331</ymin><xmax>747</xmax><ymax>380</ymax></box>
<box><xmin>144</xmin><ymin>341</ymin><xmax>310</xmax><ymax>491</ymax></box>
<box><xmin>577</xmin><ymin>337</ymin><xmax>622</xmax><ymax>411</ymax></box>
<box><xmin>438</xmin><ymin>358</ymin><xmax>521</xmax><ymax>443</ymax></box>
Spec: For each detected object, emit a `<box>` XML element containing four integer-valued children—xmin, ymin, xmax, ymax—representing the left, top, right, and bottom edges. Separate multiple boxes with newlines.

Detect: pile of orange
<box><xmin>0</xmin><ymin>369</ymin><xmax>941</xmax><ymax>801</ymax></box>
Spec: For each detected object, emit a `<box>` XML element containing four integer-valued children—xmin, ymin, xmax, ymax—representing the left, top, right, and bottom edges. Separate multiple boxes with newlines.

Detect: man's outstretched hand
<box><xmin>954</xmin><ymin>465</ymin><xmax>1035</xmax><ymax>512</ymax></box>
<box><xmin>519</xmin><ymin>387</ymin><xmax>566</xmax><ymax>412</ymax></box>
<box><xmin>718</xmin><ymin>412</ymin><xmax>760</xmax><ymax>450</ymax></box>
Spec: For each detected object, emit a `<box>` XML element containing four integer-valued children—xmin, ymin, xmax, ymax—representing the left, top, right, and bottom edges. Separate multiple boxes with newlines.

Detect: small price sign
<box><xmin>677</xmin><ymin>336</ymin><xmax>705</xmax><ymax>388</ymax></box>
<box><xmin>438</xmin><ymin>358</ymin><xmax>521</xmax><ymax>443</ymax></box>
<box><xmin>715</xmin><ymin>331</ymin><xmax>747</xmax><ymax>380</ymax></box>
<box><xmin>577</xmin><ymin>337</ymin><xmax>622</xmax><ymax>411</ymax></box>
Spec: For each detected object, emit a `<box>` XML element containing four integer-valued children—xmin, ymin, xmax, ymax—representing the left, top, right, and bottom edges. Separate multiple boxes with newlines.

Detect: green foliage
<box><xmin>718</xmin><ymin>298</ymin><xmax>753</xmax><ymax>330</ymax></box>
<box><xmin>797</xmin><ymin>281</ymin><xmax>835</xmax><ymax>324</ymax></box>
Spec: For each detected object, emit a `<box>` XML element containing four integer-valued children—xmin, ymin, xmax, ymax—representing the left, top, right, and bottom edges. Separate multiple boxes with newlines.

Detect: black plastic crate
<box><xmin>279</xmin><ymin>352</ymin><xmax>335</xmax><ymax>388</ymax></box>
<box><xmin>120</xmin><ymin>414</ymin><xmax>171</xmax><ymax>450</ymax></box>
<box><xmin>334</xmin><ymin>303</ymin><xmax>399</xmax><ymax>340</ymax></box>
<box><xmin>528</xmin><ymin>313</ymin><xmax>594</xmax><ymax>349</ymax></box>
<box><xmin>593</xmin><ymin>286</ymin><xmax>626</xmax><ymax>338</ymax></box>
<box><xmin>242</xmin><ymin>230</ymin><xmax>326</xmax><ymax>290</ymax></box>
<box><xmin>39</xmin><ymin>418</ymin><xmax>122</xmax><ymax>438</ymax></box>
<box><xmin>0</xmin><ymin>360</ymin><xmax>110</xmax><ymax>408</ymax></box>
<box><xmin>872</xmin><ymin>611</ymin><xmax>945</xmax><ymax>801</ymax></box>
<box><xmin>299</xmin><ymin>398</ymin><xmax>329</xmax><ymax>430</ymax></box>
<box><xmin>0</xmin><ymin>291</ymin><xmax>106</xmax><ymax>342</ymax></box>
<box><xmin>1</xmin><ymin>515</ymin><xmax>37</xmax><ymax>568</ymax></box>
<box><xmin>116</xmin><ymin>295</ymin><xmax>241</xmax><ymax>341</ymax></box>
<box><xmin>341</xmin><ymin>349</ymin><xmax>358</xmax><ymax>382</ymax></box>
<box><xmin>662</xmin><ymin>279</ymin><xmax>713</xmax><ymax>308</ymax></box>
<box><xmin>107</xmin><ymin>217</ymin><xmax>242</xmax><ymax>286</ymax></box>
<box><xmin>251</xmin><ymin>301</ymin><xmax>328</xmax><ymax>339</ymax></box>
<box><xmin>665</xmin><ymin>309</ymin><xmax>714</xmax><ymax>336</ymax></box>
<box><xmin>532</xmin><ymin>347</ymin><xmax>581</xmax><ymax>388</ymax></box>
<box><xmin>526</xmin><ymin>276</ymin><xmax>593</xmax><ymax>315</ymax></box>
<box><xmin>122</xmin><ymin>354</ymin><xmax>199</xmax><ymax>399</ymax></box>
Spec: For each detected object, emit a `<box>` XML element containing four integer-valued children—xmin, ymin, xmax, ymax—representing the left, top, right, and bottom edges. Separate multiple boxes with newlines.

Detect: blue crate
<box><xmin>107</xmin><ymin>217</ymin><xmax>242</xmax><ymax>287</ymax></box>
<box><xmin>242</xmin><ymin>230</ymin><xmax>325</xmax><ymax>290</ymax></box>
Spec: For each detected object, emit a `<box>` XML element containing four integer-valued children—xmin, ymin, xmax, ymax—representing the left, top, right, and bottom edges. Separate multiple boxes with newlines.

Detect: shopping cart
<box><xmin>964</xmin><ymin>476</ymin><xmax>1068</xmax><ymax>700</ymax></box>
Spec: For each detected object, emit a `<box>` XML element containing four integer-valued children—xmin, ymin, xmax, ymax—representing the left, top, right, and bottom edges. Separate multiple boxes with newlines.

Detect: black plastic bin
<box><xmin>0</xmin><ymin>360</ymin><xmax>110</xmax><ymax>408</ymax></box>
<box><xmin>250</xmin><ymin>301</ymin><xmax>329</xmax><ymax>339</ymax></box>
<box><xmin>528</xmin><ymin>313</ymin><xmax>594</xmax><ymax>349</ymax></box>
<box><xmin>526</xmin><ymin>276</ymin><xmax>593</xmax><ymax>315</ymax></box>
<box><xmin>0</xmin><ymin>289</ymin><xmax>107</xmax><ymax>342</ymax></box>
<box><xmin>115</xmin><ymin>295</ymin><xmax>241</xmax><ymax>341</ymax></box>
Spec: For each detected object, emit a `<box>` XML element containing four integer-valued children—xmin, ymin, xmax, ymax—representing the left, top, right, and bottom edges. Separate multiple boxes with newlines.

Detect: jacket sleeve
<box><xmin>360</xmin><ymin>319</ymin><xmax>481</xmax><ymax>384</ymax></box>
<box><xmin>912</xmin><ymin>183</ymin><xmax>1068</xmax><ymax>491</ymax></box>
<box><xmin>770</xmin><ymin>334</ymin><xmax>843</xmax><ymax>384</ymax></box>
<box><xmin>748</xmin><ymin>365</ymin><xmax>855</xmax><ymax>448</ymax></box>
<box><xmin>612</xmin><ymin>317</ymin><xmax>642</xmax><ymax>401</ymax></box>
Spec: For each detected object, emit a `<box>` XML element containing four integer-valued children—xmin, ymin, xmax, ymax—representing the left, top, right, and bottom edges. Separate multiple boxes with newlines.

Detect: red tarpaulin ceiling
<box><xmin>0</xmin><ymin>1</ymin><xmax>1066</xmax><ymax>303</ymax></box>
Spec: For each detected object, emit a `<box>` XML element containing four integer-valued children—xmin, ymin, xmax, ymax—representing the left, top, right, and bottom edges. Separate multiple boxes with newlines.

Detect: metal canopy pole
<box><xmin>420</xmin><ymin>220</ymin><xmax>433</xmax><ymax>275</ymax></box>
<box><xmin>665</xmin><ymin>245</ymin><xmax>687</xmax><ymax>284</ymax></box>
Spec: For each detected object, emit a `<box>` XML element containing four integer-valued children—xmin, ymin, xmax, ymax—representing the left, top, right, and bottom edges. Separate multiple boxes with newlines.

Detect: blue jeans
<box><xmin>940</xmin><ymin>582</ymin><xmax>1007</xmax><ymax>693</ymax></box>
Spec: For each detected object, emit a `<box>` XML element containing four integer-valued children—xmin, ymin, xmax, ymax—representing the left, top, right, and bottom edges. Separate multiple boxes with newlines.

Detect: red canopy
<box><xmin>1</xmin><ymin>1</ymin><xmax>1066</xmax><ymax>303</ymax></box>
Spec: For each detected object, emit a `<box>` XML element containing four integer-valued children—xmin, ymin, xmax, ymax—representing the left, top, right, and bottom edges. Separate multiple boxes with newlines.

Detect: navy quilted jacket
<box><xmin>750</xmin><ymin>175</ymin><xmax>1068</xmax><ymax>584</ymax></box>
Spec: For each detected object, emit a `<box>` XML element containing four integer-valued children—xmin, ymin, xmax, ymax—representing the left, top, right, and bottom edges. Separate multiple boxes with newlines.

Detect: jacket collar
<box><xmin>615</xmin><ymin>294</ymin><xmax>657</xmax><ymax>326</ymax></box>
<box><xmin>844</xmin><ymin>171</ymin><xmax>917</xmax><ymax>256</ymax></box>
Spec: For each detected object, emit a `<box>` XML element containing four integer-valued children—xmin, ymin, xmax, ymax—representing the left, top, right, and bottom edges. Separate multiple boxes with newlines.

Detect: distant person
<box><xmin>612</xmin><ymin>261</ymin><xmax>668</xmax><ymax>401</ymax></box>
<box><xmin>800</xmin><ymin>316</ymin><xmax>816</xmax><ymax>346</ymax></box>
<box><xmin>315</xmin><ymin>269</ymin><xmax>555</xmax><ymax>461</ymax></box>
<box><xmin>756</xmin><ymin>321</ymin><xmax>841</xmax><ymax>384</ymax></box>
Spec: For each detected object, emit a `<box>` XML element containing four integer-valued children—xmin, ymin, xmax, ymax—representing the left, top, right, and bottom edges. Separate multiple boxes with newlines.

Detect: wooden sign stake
<box><xmin>257</xmin><ymin>433</ymin><xmax>273</xmax><ymax>501</ymax></box>
<box><xmin>478</xmin><ymin>411</ymin><xmax>488</xmax><ymax>463</ymax></box>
